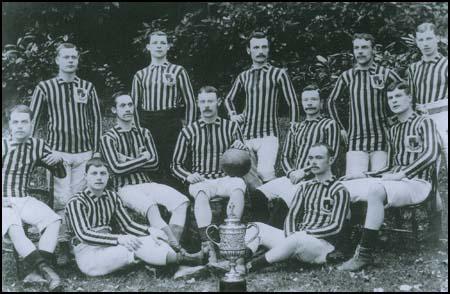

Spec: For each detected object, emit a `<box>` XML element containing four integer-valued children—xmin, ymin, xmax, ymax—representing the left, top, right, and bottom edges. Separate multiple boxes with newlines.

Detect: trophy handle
<box><xmin>205</xmin><ymin>225</ymin><xmax>221</xmax><ymax>247</ymax></box>
<box><xmin>245</xmin><ymin>222</ymin><xmax>260</xmax><ymax>245</ymax></box>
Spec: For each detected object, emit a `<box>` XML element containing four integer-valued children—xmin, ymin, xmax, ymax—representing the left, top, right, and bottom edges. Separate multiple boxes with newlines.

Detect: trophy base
<box><xmin>219</xmin><ymin>277</ymin><xmax>247</xmax><ymax>292</ymax></box>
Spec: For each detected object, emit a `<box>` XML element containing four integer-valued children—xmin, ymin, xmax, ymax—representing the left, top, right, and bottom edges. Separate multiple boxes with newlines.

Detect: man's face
<box><xmin>55</xmin><ymin>48</ymin><xmax>79</xmax><ymax>73</ymax></box>
<box><xmin>387</xmin><ymin>88</ymin><xmax>412</xmax><ymax>114</ymax></box>
<box><xmin>308</xmin><ymin>146</ymin><xmax>332</xmax><ymax>175</ymax></box>
<box><xmin>112</xmin><ymin>95</ymin><xmax>134</xmax><ymax>122</ymax></box>
<box><xmin>198</xmin><ymin>92</ymin><xmax>218</xmax><ymax>119</ymax></box>
<box><xmin>301</xmin><ymin>90</ymin><xmax>321</xmax><ymax>116</ymax></box>
<box><xmin>416</xmin><ymin>30</ymin><xmax>438</xmax><ymax>57</ymax></box>
<box><xmin>9</xmin><ymin>112</ymin><xmax>32</xmax><ymax>141</ymax></box>
<box><xmin>85</xmin><ymin>165</ymin><xmax>109</xmax><ymax>192</ymax></box>
<box><xmin>147</xmin><ymin>35</ymin><xmax>170</xmax><ymax>59</ymax></box>
<box><xmin>353</xmin><ymin>38</ymin><xmax>373</xmax><ymax>66</ymax></box>
<box><xmin>247</xmin><ymin>38</ymin><xmax>269</xmax><ymax>64</ymax></box>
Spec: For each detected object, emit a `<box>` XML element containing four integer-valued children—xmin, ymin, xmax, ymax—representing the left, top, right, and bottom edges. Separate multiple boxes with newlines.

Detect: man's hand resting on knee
<box><xmin>118</xmin><ymin>235</ymin><xmax>143</xmax><ymax>252</ymax></box>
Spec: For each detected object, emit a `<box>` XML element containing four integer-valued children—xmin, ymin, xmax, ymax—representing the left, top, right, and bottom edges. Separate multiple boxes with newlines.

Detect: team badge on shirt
<box><xmin>74</xmin><ymin>87</ymin><xmax>88</xmax><ymax>104</ymax></box>
<box><xmin>369</xmin><ymin>73</ymin><xmax>385</xmax><ymax>89</ymax></box>
<box><xmin>162</xmin><ymin>72</ymin><xmax>176</xmax><ymax>86</ymax></box>
<box><xmin>405</xmin><ymin>135</ymin><xmax>423</xmax><ymax>153</ymax></box>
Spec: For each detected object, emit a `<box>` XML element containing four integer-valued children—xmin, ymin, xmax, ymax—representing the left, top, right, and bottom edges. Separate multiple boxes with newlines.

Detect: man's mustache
<box><xmin>257</xmin><ymin>54</ymin><xmax>266</xmax><ymax>58</ymax></box>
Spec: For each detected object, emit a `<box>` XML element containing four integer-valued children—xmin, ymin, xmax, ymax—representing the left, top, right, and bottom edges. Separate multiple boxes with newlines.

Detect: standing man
<box><xmin>328</xmin><ymin>33</ymin><xmax>402</xmax><ymax>178</ymax></box>
<box><xmin>253</xmin><ymin>85</ymin><xmax>340</xmax><ymax>222</ymax></box>
<box><xmin>224</xmin><ymin>31</ymin><xmax>300</xmax><ymax>184</ymax></box>
<box><xmin>172</xmin><ymin>86</ymin><xmax>248</xmax><ymax>263</ymax></box>
<box><xmin>407</xmin><ymin>22</ymin><xmax>448</xmax><ymax>167</ymax></box>
<box><xmin>101</xmin><ymin>92</ymin><xmax>190</xmax><ymax>253</ymax></box>
<box><xmin>132</xmin><ymin>31</ymin><xmax>197</xmax><ymax>185</ymax></box>
<box><xmin>3</xmin><ymin>105</ymin><xmax>66</xmax><ymax>291</ymax></box>
<box><xmin>338</xmin><ymin>82</ymin><xmax>440</xmax><ymax>271</ymax></box>
<box><xmin>30</xmin><ymin>43</ymin><xmax>102</xmax><ymax>260</ymax></box>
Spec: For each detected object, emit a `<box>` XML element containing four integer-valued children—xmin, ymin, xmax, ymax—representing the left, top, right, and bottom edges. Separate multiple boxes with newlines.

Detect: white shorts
<box><xmin>346</xmin><ymin>151</ymin><xmax>388</xmax><ymax>174</ymax></box>
<box><xmin>2</xmin><ymin>197</ymin><xmax>61</xmax><ymax>238</ymax></box>
<box><xmin>257</xmin><ymin>177</ymin><xmax>301</xmax><ymax>207</ymax></box>
<box><xmin>342</xmin><ymin>178</ymin><xmax>431</xmax><ymax>207</ymax></box>
<box><xmin>118</xmin><ymin>182</ymin><xmax>189</xmax><ymax>216</ymax></box>
<box><xmin>245</xmin><ymin>136</ymin><xmax>279</xmax><ymax>182</ymax></box>
<box><xmin>73</xmin><ymin>235</ymin><xmax>172</xmax><ymax>277</ymax></box>
<box><xmin>189</xmin><ymin>177</ymin><xmax>246</xmax><ymax>200</ymax></box>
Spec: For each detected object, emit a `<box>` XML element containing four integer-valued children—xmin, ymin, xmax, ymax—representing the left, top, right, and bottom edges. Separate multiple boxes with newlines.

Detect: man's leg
<box><xmin>346</xmin><ymin>151</ymin><xmax>369</xmax><ymax>175</ymax></box>
<box><xmin>430</xmin><ymin>110</ymin><xmax>448</xmax><ymax>168</ymax></box>
<box><xmin>70</xmin><ymin>151</ymin><xmax>91</xmax><ymax>195</ymax></box>
<box><xmin>255</xmin><ymin>136</ymin><xmax>279</xmax><ymax>183</ymax></box>
<box><xmin>369</xmin><ymin>151</ymin><xmax>388</xmax><ymax>172</ymax></box>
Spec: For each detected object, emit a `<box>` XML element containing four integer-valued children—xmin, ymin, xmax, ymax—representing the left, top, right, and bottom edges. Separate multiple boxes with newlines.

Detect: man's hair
<box><xmin>8</xmin><ymin>104</ymin><xmax>31</xmax><ymax>121</ymax></box>
<box><xmin>387</xmin><ymin>81</ymin><xmax>411</xmax><ymax>95</ymax></box>
<box><xmin>198</xmin><ymin>86</ymin><xmax>218</xmax><ymax>96</ymax></box>
<box><xmin>55</xmin><ymin>43</ymin><xmax>78</xmax><ymax>56</ymax></box>
<box><xmin>416</xmin><ymin>22</ymin><xmax>436</xmax><ymax>34</ymax></box>
<box><xmin>247</xmin><ymin>31</ymin><xmax>269</xmax><ymax>46</ymax></box>
<box><xmin>148</xmin><ymin>31</ymin><xmax>169</xmax><ymax>42</ymax></box>
<box><xmin>310</xmin><ymin>143</ymin><xmax>334</xmax><ymax>158</ymax></box>
<box><xmin>85</xmin><ymin>153</ymin><xmax>108</xmax><ymax>173</ymax></box>
<box><xmin>302</xmin><ymin>84</ymin><xmax>321</xmax><ymax>94</ymax></box>
<box><xmin>111</xmin><ymin>90</ymin><xmax>132</xmax><ymax>108</ymax></box>
<box><xmin>352</xmin><ymin>33</ymin><xmax>375</xmax><ymax>47</ymax></box>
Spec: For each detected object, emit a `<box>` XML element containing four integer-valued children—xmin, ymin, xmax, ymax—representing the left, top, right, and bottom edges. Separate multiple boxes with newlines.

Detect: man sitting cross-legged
<box><xmin>101</xmin><ymin>92</ymin><xmax>190</xmax><ymax>253</ymax></box>
<box><xmin>241</xmin><ymin>143</ymin><xmax>350</xmax><ymax>272</ymax></box>
<box><xmin>65</xmin><ymin>155</ymin><xmax>206</xmax><ymax>277</ymax></box>
<box><xmin>2</xmin><ymin>105</ymin><xmax>66</xmax><ymax>291</ymax></box>
<box><xmin>253</xmin><ymin>84</ymin><xmax>340</xmax><ymax>222</ymax></box>
<box><xmin>172</xmin><ymin>86</ymin><xmax>248</xmax><ymax>264</ymax></box>
<box><xmin>338</xmin><ymin>82</ymin><xmax>441</xmax><ymax>271</ymax></box>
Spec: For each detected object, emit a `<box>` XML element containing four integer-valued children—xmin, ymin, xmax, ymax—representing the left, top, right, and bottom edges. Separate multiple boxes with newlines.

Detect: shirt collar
<box><xmin>391</xmin><ymin>111</ymin><xmax>419</xmax><ymax>125</ymax></box>
<box><xmin>84</xmin><ymin>188</ymin><xmax>108</xmax><ymax>201</ymax></box>
<box><xmin>304</xmin><ymin>115</ymin><xmax>324</xmax><ymax>123</ymax></box>
<box><xmin>421</xmin><ymin>53</ymin><xmax>443</xmax><ymax>64</ymax></box>
<box><xmin>114</xmin><ymin>123</ymin><xmax>139</xmax><ymax>133</ymax></box>
<box><xmin>8</xmin><ymin>137</ymin><xmax>32</xmax><ymax>148</ymax></box>
<box><xmin>56</xmin><ymin>75</ymin><xmax>80</xmax><ymax>85</ymax></box>
<box><xmin>198</xmin><ymin>117</ymin><xmax>222</xmax><ymax>127</ymax></box>
<box><xmin>311</xmin><ymin>175</ymin><xmax>336</xmax><ymax>187</ymax></box>
<box><xmin>353</xmin><ymin>61</ymin><xmax>378</xmax><ymax>76</ymax></box>
<box><xmin>150</xmin><ymin>61</ymin><xmax>170</xmax><ymax>69</ymax></box>
<box><xmin>250</xmin><ymin>63</ymin><xmax>271</xmax><ymax>73</ymax></box>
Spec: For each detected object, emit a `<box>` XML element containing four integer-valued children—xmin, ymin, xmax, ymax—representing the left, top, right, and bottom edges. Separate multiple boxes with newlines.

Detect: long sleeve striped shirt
<box><xmin>327</xmin><ymin>62</ymin><xmax>403</xmax><ymax>151</ymax></box>
<box><xmin>2</xmin><ymin>137</ymin><xmax>64</xmax><ymax>198</ymax></box>
<box><xmin>371</xmin><ymin>112</ymin><xmax>440</xmax><ymax>182</ymax></box>
<box><xmin>284</xmin><ymin>176</ymin><xmax>350</xmax><ymax>239</ymax></box>
<box><xmin>407</xmin><ymin>54</ymin><xmax>448</xmax><ymax>105</ymax></box>
<box><xmin>30</xmin><ymin>76</ymin><xmax>102</xmax><ymax>153</ymax></box>
<box><xmin>171</xmin><ymin>117</ymin><xmax>245</xmax><ymax>181</ymax></box>
<box><xmin>65</xmin><ymin>188</ymin><xmax>149</xmax><ymax>246</ymax></box>
<box><xmin>281</xmin><ymin>116</ymin><xmax>340</xmax><ymax>177</ymax></box>
<box><xmin>224</xmin><ymin>63</ymin><xmax>300</xmax><ymax>140</ymax></box>
<box><xmin>131</xmin><ymin>61</ymin><xmax>197</xmax><ymax>124</ymax></box>
<box><xmin>100</xmin><ymin>125</ymin><xmax>159</xmax><ymax>189</ymax></box>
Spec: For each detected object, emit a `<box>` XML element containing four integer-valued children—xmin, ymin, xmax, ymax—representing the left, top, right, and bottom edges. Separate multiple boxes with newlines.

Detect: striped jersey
<box><xmin>172</xmin><ymin>117</ymin><xmax>245</xmax><ymax>181</ymax></box>
<box><xmin>284</xmin><ymin>176</ymin><xmax>350</xmax><ymax>239</ymax></box>
<box><xmin>328</xmin><ymin>62</ymin><xmax>402</xmax><ymax>151</ymax></box>
<box><xmin>30</xmin><ymin>76</ymin><xmax>102</xmax><ymax>153</ymax></box>
<box><xmin>131</xmin><ymin>61</ymin><xmax>197</xmax><ymax>124</ymax></box>
<box><xmin>282</xmin><ymin>116</ymin><xmax>340</xmax><ymax>176</ymax></box>
<box><xmin>224</xmin><ymin>63</ymin><xmax>300</xmax><ymax>140</ymax></box>
<box><xmin>101</xmin><ymin>125</ymin><xmax>159</xmax><ymax>189</ymax></box>
<box><xmin>65</xmin><ymin>188</ymin><xmax>149</xmax><ymax>246</ymax></box>
<box><xmin>407</xmin><ymin>54</ymin><xmax>448</xmax><ymax>105</ymax></box>
<box><xmin>2</xmin><ymin>137</ymin><xmax>55</xmax><ymax>198</ymax></box>
<box><xmin>372</xmin><ymin>112</ymin><xmax>440</xmax><ymax>182</ymax></box>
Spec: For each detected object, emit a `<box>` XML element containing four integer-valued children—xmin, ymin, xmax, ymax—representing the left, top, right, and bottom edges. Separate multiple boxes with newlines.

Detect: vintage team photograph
<box><xmin>2</xmin><ymin>2</ymin><xmax>448</xmax><ymax>292</ymax></box>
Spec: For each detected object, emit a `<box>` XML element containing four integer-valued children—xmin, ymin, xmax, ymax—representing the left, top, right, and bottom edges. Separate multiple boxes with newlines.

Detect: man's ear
<box><xmin>111</xmin><ymin>106</ymin><xmax>117</xmax><ymax>114</ymax></box>
<box><xmin>329</xmin><ymin>156</ymin><xmax>335</xmax><ymax>165</ymax></box>
<box><xmin>146</xmin><ymin>43</ymin><xmax>151</xmax><ymax>52</ymax></box>
<box><xmin>246</xmin><ymin>46</ymin><xmax>251</xmax><ymax>56</ymax></box>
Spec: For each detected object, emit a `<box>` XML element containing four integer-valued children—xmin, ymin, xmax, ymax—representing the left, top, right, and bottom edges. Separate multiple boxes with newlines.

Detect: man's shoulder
<box><xmin>330</xmin><ymin>180</ymin><xmax>350</xmax><ymax>195</ymax></box>
<box><xmin>102</xmin><ymin>127</ymin><xmax>120</xmax><ymax>139</ymax></box>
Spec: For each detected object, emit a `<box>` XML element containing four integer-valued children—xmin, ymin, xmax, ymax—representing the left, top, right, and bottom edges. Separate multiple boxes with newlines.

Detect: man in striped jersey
<box><xmin>328</xmin><ymin>33</ymin><xmax>403</xmax><ymax>178</ymax></box>
<box><xmin>339</xmin><ymin>82</ymin><xmax>440</xmax><ymax>271</ymax></box>
<box><xmin>132</xmin><ymin>31</ymin><xmax>197</xmax><ymax>185</ymax></box>
<box><xmin>2</xmin><ymin>105</ymin><xmax>66</xmax><ymax>291</ymax></box>
<box><xmin>101</xmin><ymin>92</ymin><xmax>190</xmax><ymax>253</ymax></box>
<box><xmin>253</xmin><ymin>85</ymin><xmax>340</xmax><ymax>222</ymax></box>
<box><xmin>224</xmin><ymin>31</ymin><xmax>300</xmax><ymax>184</ymax></box>
<box><xmin>65</xmin><ymin>156</ymin><xmax>206</xmax><ymax>277</ymax></box>
<box><xmin>408</xmin><ymin>22</ymin><xmax>448</xmax><ymax>167</ymax></box>
<box><xmin>30</xmin><ymin>43</ymin><xmax>102</xmax><ymax>251</ymax></box>
<box><xmin>172</xmin><ymin>86</ymin><xmax>248</xmax><ymax>263</ymax></box>
<box><xmin>241</xmin><ymin>143</ymin><xmax>350</xmax><ymax>272</ymax></box>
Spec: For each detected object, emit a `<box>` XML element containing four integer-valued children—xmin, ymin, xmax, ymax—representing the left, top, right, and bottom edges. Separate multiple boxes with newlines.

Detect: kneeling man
<box><xmin>339</xmin><ymin>82</ymin><xmax>441</xmax><ymax>271</ymax></box>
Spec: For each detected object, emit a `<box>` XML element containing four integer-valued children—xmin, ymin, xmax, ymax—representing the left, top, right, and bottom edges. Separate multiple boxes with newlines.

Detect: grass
<box><xmin>2</xmin><ymin>117</ymin><xmax>448</xmax><ymax>292</ymax></box>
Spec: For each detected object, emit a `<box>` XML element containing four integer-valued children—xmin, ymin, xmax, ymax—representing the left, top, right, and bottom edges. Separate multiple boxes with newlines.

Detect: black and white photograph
<box><xmin>2</xmin><ymin>2</ymin><xmax>448</xmax><ymax>292</ymax></box>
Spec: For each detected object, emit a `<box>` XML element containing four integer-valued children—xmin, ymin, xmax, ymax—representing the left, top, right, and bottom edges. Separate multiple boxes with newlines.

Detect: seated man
<box><xmin>338</xmin><ymin>82</ymin><xmax>441</xmax><ymax>271</ymax></box>
<box><xmin>172</xmin><ymin>86</ymin><xmax>248</xmax><ymax>262</ymax></box>
<box><xmin>242</xmin><ymin>143</ymin><xmax>350</xmax><ymax>271</ymax></box>
<box><xmin>253</xmin><ymin>84</ymin><xmax>340</xmax><ymax>222</ymax></box>
<box><xmin>101</xmin><ymin>92</ymin><xmax>190</xmax><ymax>253</ymax></box>
<box><xmin>2</xmin><ymin>105</ymin><xmax>66</xmax><ymax>291</ymax></box>
<box><xmin>65</xmin><ymin>155</ymin><xmax>206</xmax><ymax>277</ymax></box>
